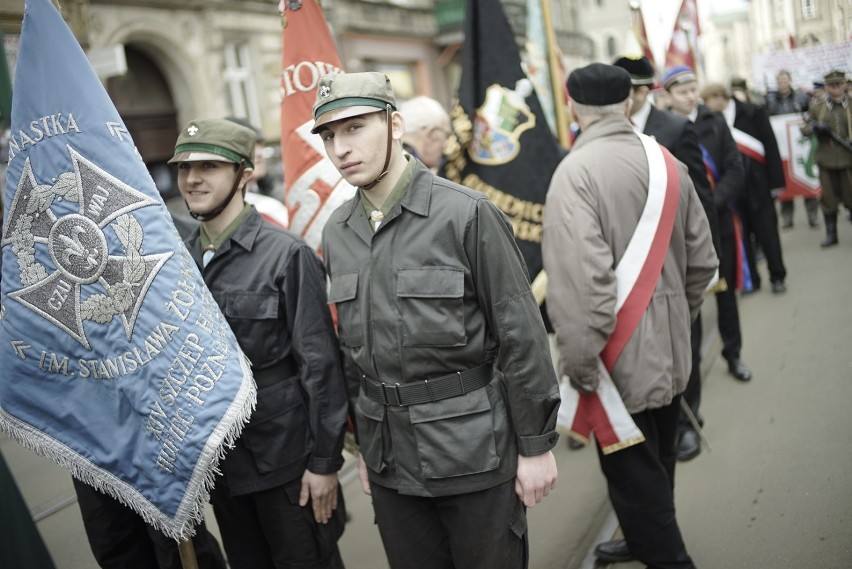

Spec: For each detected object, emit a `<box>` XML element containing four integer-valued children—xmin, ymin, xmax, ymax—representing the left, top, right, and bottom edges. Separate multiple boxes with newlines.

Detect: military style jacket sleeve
<box><xmin>463</xmin><ymin>199</ymin><xmax>561</xmax><ymax>456</ymax></box>
<box><xmin>281</xmin><ymin>244</ymin><xmax>350</xmax><ymax>474</ymax></box>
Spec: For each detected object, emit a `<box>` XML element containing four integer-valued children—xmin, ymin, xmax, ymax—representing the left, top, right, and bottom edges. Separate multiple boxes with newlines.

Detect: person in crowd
<box><xmin>314</xmin><ymin>71</ymin><xmax>560</xmax><ymax>569</ymax></box>
<box><xmin>801</xmin><ymin>69</ymin><xmax>852</xmax><ymax>247</ymax></box>
<box><xmin>767</xmin><ymin>70</ymin><xmax>819</xmax><ymax>228</ymax></box>
<box><xmin>730</xmin><ymin>76</ymin><xmax>764</xmax><ymax>107</ymax></box>
<box><xmin>702</xmin><ymin>82</ymin><xmax>787</xmax><ymax>294</ymax></box>
<box><xmin>543</xmin><ymin>62</ymin><xmax>717</xmax><ymax>569</ymax></box>
<box><xmin>170</xmin><ymin>118</ymin><xmax>349</xmax><ymax>569</ymax></box>
<box><xmin>611</xmin><ymin>55</ymin><xmax>722</xmax><ymax>467</ymax></box>
<box><xmin>665</xmin><ymin>66</ymin><xmax>751</xmax><ymax>463</ymax></box>
<box><xmin>398</xmin><ymin>95</ymin><xmax>452</xmax><ymax>171</ymax></box>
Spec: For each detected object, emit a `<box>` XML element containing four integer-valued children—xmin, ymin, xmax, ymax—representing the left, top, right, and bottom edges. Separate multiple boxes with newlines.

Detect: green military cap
<box><xmin>823</xmin><ymin>69</ymin><xmax>847</xmax><ymax>85</ymax></box>
<box><xmin>311</xmin><ymin>72</ymin><xmax>397</xmax><ymax>134</ymax></box>
<box><xmin>169</xmin><ymin>118</ymin><xmax>255</xmax><ymax>168</ymax></box>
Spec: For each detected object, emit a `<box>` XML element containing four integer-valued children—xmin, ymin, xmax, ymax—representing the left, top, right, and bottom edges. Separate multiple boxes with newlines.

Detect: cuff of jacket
<box><xmin>518</xmin><ymin>430</ymin><xmax>560</xmax><ymax>456</ymax></box>
<box><xmin>307</xmin><ymin>455</ymin><xmax>345</xmax><ymax>475</ymax></box>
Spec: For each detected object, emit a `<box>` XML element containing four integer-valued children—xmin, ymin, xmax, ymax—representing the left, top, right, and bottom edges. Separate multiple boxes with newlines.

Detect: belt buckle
<box><xmin>381</xmin><ymin>382</ymin><xmax>405</xmax><ymax>406</ymax></box>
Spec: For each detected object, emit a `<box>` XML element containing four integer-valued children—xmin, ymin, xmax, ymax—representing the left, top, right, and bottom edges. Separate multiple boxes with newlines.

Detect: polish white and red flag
<box><xmin>558</xmin><ymin>135</ymin><xmax>681</xmax><ymax>454</ymax></box>
<box><xmin>731</xmin><ymin>127</ymin><xmax>766</xmax><ymax>165</ymax></box>
<box><xmin>664</xmin><ymin>0</ymin><xmax>701</xmax><ymax>73</ymax></box>
<box><xmin>279</xmin><ymin>0</ymin><xmax>353</xmax><ymax>253</ymax></box>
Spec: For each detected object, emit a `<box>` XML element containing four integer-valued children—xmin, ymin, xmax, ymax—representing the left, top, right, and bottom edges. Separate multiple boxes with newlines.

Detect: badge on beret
<box><xmin>320</xmin><ymin>85</ymin><xmax>331</xmax><ymax>98</ymax></box>
<box><xmin>187</xmin><ymin>124</ymin><xmax>199</xmax><ymax>136</ymax></box>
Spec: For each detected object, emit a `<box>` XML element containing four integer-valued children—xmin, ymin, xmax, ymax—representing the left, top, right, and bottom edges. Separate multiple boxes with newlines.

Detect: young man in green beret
<box><xmin>314</xmin><ymin>71</ymin><xmax>560</xmax><ymax>569</ymax></box>
<box><xmin>170</xmin><ymin>118</ymin><xmax>349</xmax><ymax>569</ymax></box>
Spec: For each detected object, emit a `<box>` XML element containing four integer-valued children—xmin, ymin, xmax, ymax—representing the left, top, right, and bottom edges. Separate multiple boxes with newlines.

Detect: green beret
<box><xmin>169</xmin><ymin>118</ymin><xmax>255</xmax><ymax>168</ymax></box>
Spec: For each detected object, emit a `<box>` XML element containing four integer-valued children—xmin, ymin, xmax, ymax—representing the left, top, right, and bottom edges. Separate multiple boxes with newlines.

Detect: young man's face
<box><xmin>668</xmin><ymin>81</ymin><xmax>699</xmax><ymax>116</ymax></box>
<box><xmin>629</xmin><ymin>85</ymin><xmax>650</xmax><ymax>116</ymax></box>
<box><xmin>703</xmin><ymin>93</ymin><xmax>728</xmax><ymax>113</ymax></box>
<box><xmin>826</xmin><ymin>81</ymin><xmax>845</xmax><ymax>102</ymax></box>
<box><xmin>176</xmin><ymin>160</ymin><xmax>248</xmax><ymax>215</ymax></box>
<box><xmin>318</xmin><ymin>111</ymin><xmax>390</xmax><ymax>188</ymax></box>
<box><xmin>776</xmin><ymin>73</ymin><xmax>791</xmax><ymax>94</ymax></box>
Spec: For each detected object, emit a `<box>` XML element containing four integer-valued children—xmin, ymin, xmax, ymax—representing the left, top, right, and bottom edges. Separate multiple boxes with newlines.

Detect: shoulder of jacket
<box><xmin>430</xmin><ymin>175</ymin><xmax>490</xmax><ymax>204</ymax></box>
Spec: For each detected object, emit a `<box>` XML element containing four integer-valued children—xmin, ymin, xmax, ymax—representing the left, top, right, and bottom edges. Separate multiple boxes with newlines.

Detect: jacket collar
<box><xmin>186</xmin><ymin>206</ymin><xmax>263</xmax><ymax>264</ymax></box>
<box><xmin>337</xmin><ymin>160</ymin><xmax>433</xmax><ymax>243</ymax></box>
<box><xmin>573</xmin><ymin>115</ymin><xmax>635</xmax><ymax>151</ymax></box>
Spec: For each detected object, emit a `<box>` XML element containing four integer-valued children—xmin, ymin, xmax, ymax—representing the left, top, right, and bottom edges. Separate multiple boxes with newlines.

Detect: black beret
<box><xmin>612</xmin><ymin>55</ymin><xmax>655</xmax><ymax>86</ymax></box>
<box><xmin>568</xmin><ymin>63</ymin><xmax>632</xmax><ymax>106</ymax></box>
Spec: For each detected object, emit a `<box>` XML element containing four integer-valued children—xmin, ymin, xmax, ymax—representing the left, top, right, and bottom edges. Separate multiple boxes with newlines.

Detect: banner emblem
<box><xmin>470</xmin><ymin>80</ymin><xmax>536</xmax><ymax>165</ymax></box>
<box><xmin>4</xmin><ymin>150</ymin><xmax>165</xmax><ymax>348</ymax></box>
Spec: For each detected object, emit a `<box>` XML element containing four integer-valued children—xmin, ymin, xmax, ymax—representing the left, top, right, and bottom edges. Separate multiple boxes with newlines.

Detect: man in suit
<box><xmin>665</xmin><ymin>65</ymin><xmax>751</xmax><ymax>457</ymax></box>
<box><xmin>702</xmin><ymin>82</ymin><xmax>787</xmax><ymax>294</ymax></box>
<box><xmin>612</xmin><ymin>56</ymin><xmax>720</xmax><ymax>467</ymax></box>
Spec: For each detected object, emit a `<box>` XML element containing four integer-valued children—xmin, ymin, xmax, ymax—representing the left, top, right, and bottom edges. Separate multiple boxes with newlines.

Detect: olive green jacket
<box><xmin>807</xmin><ymin>96</ymin><xmax>852</xmax><ymax>169</ymax></box>
<box><xmin>322</xmin><ymin>161</ymin><xmax>560</xmax><ymax>497</ymax></box>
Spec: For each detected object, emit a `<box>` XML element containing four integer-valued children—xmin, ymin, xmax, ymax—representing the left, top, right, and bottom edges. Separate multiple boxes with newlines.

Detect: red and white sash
<box><xmin>557</xmin><ymin>134</ymin><xmax>681</xmax><ymax>454</ymax></box>
<box><xmin>731</xmin><ymin>127</ymin><xmax>766</xmax><ymax>165</ymax></box>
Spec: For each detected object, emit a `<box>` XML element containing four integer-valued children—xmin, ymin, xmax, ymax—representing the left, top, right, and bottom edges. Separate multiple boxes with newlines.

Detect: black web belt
<box><xmin>361</xmin><ymin>363</ymin><xmax>492</xmax><ymax>406</ymax></box>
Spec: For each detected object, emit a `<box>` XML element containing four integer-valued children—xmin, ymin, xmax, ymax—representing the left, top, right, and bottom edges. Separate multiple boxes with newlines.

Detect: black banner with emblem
<box><xmin>443</xmin><ymin>0</ymin><xmax>565</xmax><ymax>283</ymax></box>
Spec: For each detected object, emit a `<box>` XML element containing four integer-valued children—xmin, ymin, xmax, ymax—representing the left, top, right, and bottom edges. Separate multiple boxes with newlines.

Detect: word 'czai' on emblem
<box><xmin>2</xmin><ymin>145</ymin><xmax>169</xmax><ymax>350</ymax></box>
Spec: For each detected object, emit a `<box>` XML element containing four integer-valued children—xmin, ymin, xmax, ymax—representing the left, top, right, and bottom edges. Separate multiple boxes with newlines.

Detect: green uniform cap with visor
<box><xmin>311</xmin><ymin>72</ymin><xmax>397</xmax><ymax>134</ymax></box>
<box><xmin>169</xmin><ymin>118</ymin><xmax>255</xmax><ymax>169</ymax></box>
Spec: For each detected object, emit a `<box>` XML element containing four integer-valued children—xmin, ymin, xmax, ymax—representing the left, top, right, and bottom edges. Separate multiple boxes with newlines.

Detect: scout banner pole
<box><xmin>539</xmin><ymin>0</ymin><xmax>570</xmax><ymax>147</ymax></box>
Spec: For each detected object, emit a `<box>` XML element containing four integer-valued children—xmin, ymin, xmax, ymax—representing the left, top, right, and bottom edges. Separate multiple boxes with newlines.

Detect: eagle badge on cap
<box><xmin>187</xmin><ymin>124</ymin><xmax>199</xmax><ymax>136</ymax></box>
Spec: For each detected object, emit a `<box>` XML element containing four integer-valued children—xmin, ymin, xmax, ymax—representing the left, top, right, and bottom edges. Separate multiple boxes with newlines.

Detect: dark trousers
<box><xmin>678</xmin><ymin>315</ymin><xmax>703</xmax><ymax>433</ymax></box>
<box><xmin>73</xmin><ymin>478</ymin><xmax>225</xmax><ymax>569</ymax></box>
<box><xmin>716</xmin><ymin>222</ymin><xmax>743</xmax><ymax>362</ymax></box>
<box><xmin>741</xmin><ymin>201</ymin><xmax>786</xmax><ymax>285</ymax></box>
<box><xmin>818</xmin><ymin>167</ymin><xmax>852</xmax><ymax>214</ymax></box>
<box><xmin>598</xmin><ymin>397</ymin><xmax>696</xmax><ymax>569</ymax></box>
<box><xmin>2</xmin><ymin>452</ymin><xmax>56</xmax><ymax>569</ymax></box>
<box><xmin>369</xmin><ymin>478</ymin><xmax>527</xmax><ymax>569</ymax></box>
<box><xmin>210</xmin><ymin>478</ymin><xmax>346</xmax><ymax>569</ymax></box>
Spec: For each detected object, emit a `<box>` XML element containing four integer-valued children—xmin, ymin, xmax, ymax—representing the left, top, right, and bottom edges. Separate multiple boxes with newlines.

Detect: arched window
<box><xmin>606</xmin><ymin>36</ymin><xmax>617</xmax><ymax>59</ymax></box>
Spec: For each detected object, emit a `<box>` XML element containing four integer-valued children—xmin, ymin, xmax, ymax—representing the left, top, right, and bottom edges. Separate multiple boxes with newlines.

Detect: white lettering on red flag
<box><xmin>280</xmin><ymin>1</ymin><xmax>354</xmax><ymax>252</ymax></box>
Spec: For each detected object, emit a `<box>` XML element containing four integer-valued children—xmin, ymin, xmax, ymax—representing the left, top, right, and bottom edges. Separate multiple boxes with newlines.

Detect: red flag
<box><xmin>280</xmin><ymin>0</ymin><xmax>353</xmax><ymax>252</ymax></box>
<box><xmin>630</xmin><ymin>3</ymin><xmax>656</xmax><ymax>72</ymax></box>
<box><xmin>664</xmin><ymin>0</ymin><xmax>701</xmax><ymax>73</ymax></box>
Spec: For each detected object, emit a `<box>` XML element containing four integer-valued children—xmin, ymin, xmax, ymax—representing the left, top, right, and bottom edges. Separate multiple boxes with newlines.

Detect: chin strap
<box><xmin>187</xmin><ymin>161</ymin><xmax>247</xmax><ymax>221</ymax></box>
<box><xmin>361</xmin><ymin>104</ymin><xmax>393</xmax><ymax>191</ymax></box>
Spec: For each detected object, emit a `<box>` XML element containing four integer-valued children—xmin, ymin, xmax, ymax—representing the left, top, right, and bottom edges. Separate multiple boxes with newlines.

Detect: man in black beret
<box><xmin>544</xmin><ymin>62</ymin><xmax>716</xmax><ymax>569</ymax></box>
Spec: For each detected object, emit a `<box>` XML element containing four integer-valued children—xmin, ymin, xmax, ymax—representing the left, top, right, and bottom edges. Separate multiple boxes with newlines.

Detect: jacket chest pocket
<box><xmin>327</xmin><ymin>271</ymin><xmax>364</xmax><ymax>348</ymax></box>
<box><xmin>397</xmin><ymin>267</ymin><xmax>466</xmax><ymax>347</ymax></box>
<box><xmin>408</xmin><ymin>387</ymin><xmax>498</xmax><ymax>479</ymax></box>
<box><xmin>222</xmin><ymin>292</ymin><xmax>282</xmax><ymax>367</ymax></box>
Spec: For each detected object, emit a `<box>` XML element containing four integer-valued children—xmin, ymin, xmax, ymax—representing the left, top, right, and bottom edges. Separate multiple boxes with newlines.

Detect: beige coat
<box><xmin>543</xmin><ymin>116</ymin><xmax>718</xmax><ymax>414</ymax></box>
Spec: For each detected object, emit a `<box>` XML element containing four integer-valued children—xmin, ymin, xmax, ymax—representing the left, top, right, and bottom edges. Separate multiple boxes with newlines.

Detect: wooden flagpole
<box><xmin>539</xmin><ymin>0</ymin><xmax>570</xmax><ymax>148</ymax></box>
<box><xmin>178</xmin><ymin>539</ymin><xmax>200</xmax><ymax>569</ymax></box>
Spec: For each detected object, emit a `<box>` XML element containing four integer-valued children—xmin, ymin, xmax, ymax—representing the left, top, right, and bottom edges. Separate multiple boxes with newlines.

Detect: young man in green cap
<box><xmin>314</xmin><ymin>71</ymin><xmax>560</xmax><ymax>569</ymax></box>
<box><xmin>170</xmin><ymin>118</ymin><xmax>349</xmax><ymax>569</ymax></box>
<box><xmin>802</xmin><ymin>69</ymin><xmax>852</xmax><ymax>247</ymax></box>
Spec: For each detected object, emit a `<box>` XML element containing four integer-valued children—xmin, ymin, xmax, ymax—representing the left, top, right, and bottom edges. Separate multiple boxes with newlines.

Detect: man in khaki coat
<box><xmin>802</xmin><ymin>69</ymin><xmax>852</xmax><ymax>247</ymax></box>
<box><xmin>543</xmin><ymin>63</ymin><xmax>718</xmax><ymax>568</ymax></box>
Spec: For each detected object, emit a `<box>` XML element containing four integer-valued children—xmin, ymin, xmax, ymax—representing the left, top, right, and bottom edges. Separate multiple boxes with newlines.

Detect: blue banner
<box><xmin>0</xmin><ymin>0</ymin><xmax>255</xmax><ymax>539</ymax></box>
